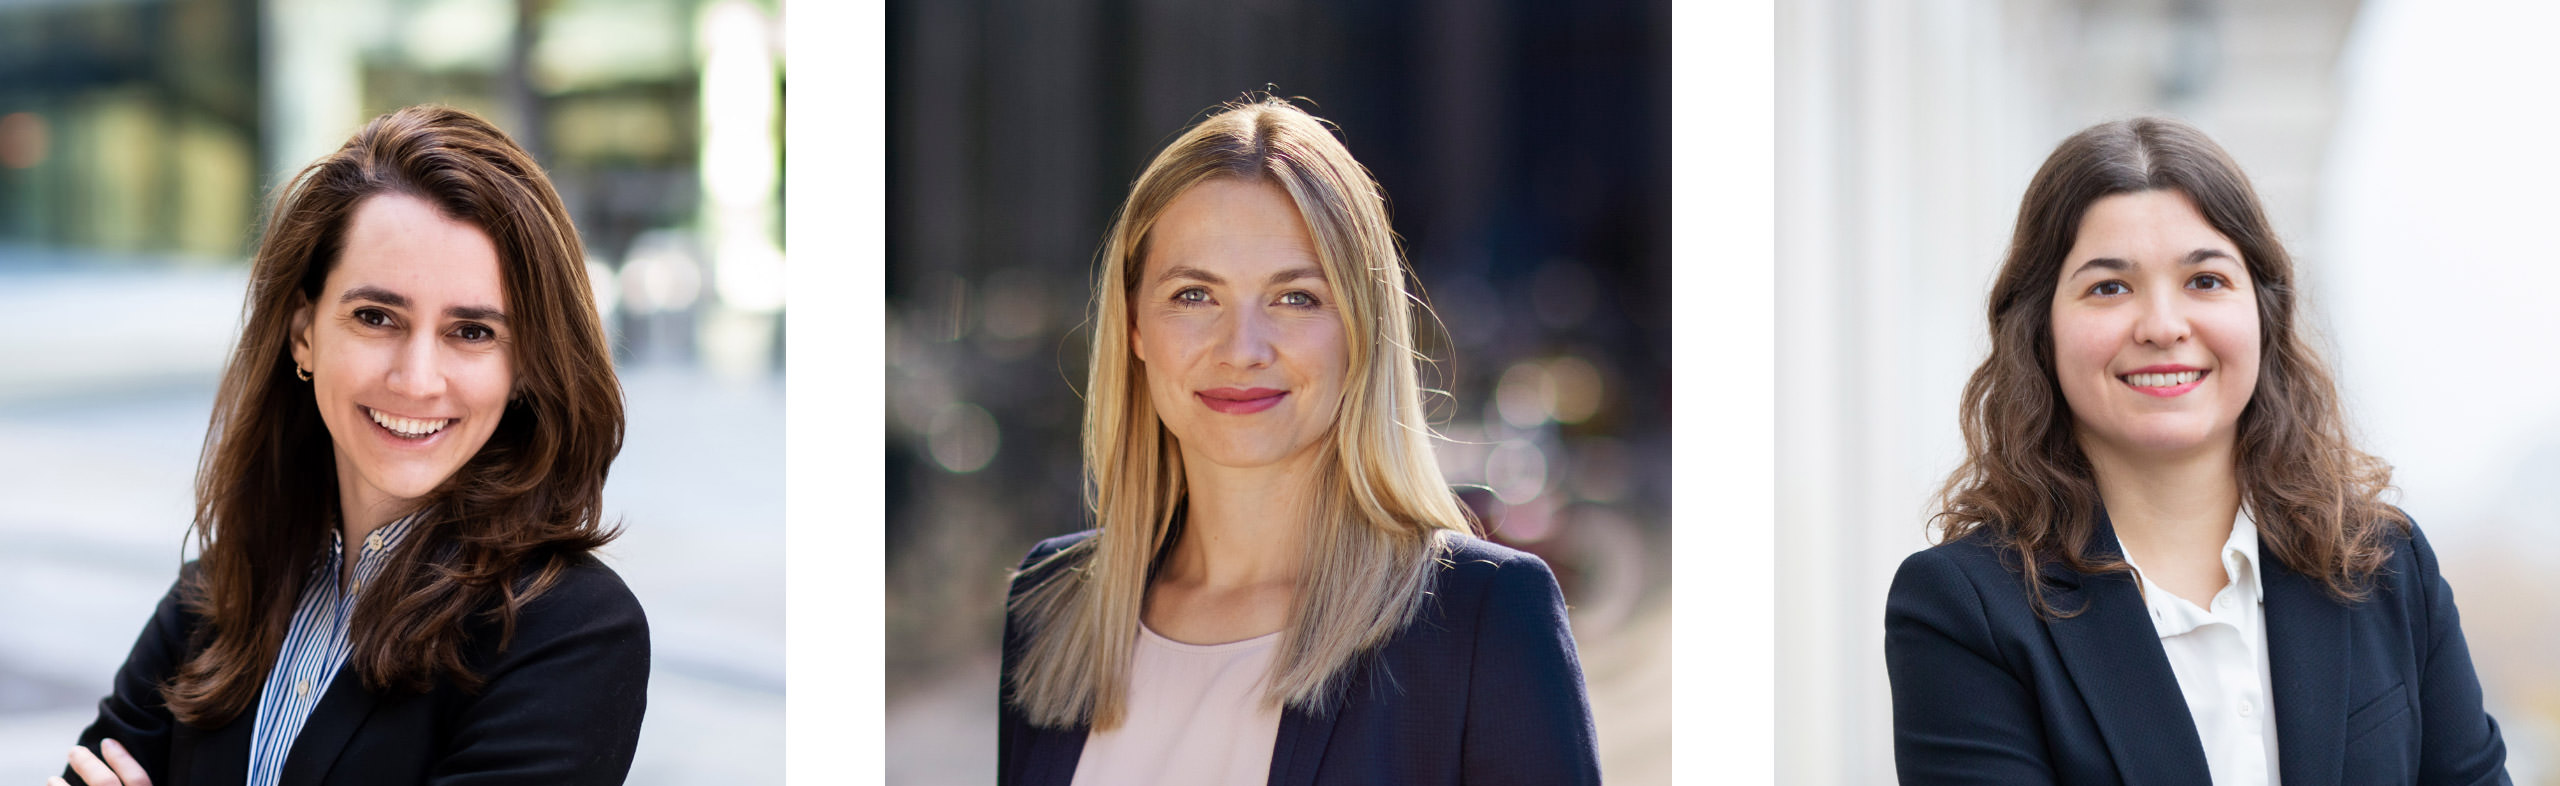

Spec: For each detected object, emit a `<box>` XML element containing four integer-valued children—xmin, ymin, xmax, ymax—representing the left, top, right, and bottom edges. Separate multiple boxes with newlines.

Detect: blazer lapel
<box><xmin>2261</xmin><ymin>542</ymin><xmax>2348</xmax><ymax>786</ymax></box>
<box><xmin>1264</xmin><ymin>704</ymin><xmax>1334</xmax><ymax>786</ymax></box>
<box><xmin>274</xmin><ymin>664</ymin><xmax>381</xmax><ymax>786</ymax></box>
<box><xmin>2041</xmin><ymin>511</ymin><xmax>2212</xmax><ymax>786</ymax></box>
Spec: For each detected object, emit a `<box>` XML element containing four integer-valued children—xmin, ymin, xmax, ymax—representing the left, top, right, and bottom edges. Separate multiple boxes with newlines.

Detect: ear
<box><xmin>1129</xmin><ymin>320</ymin><xmax>1147</xmax><ymax>365</ymax></box>
<box><xmin>289</xmin><ymin>294</ymin><xmax>316</xmax><ymax>372</ymax></box>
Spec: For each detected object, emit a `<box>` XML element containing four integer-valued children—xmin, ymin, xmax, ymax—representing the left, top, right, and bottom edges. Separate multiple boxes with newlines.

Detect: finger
<box><xmin>99</xmin><ymin>739</ymin><xmax>152</xmax><ymax>786</ymax></box>
<box><xmin>50</xmin><ymin>777</ymin><xmax>75</xmax><ymax>786</ymax></box>
<box><xmin>65</xmin><ymin>745</ymin><xmax>120</xmax><ymax>786</ymax></box>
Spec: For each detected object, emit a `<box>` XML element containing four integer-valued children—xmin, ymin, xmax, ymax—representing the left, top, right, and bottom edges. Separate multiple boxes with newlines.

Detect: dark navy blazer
<box><xmin>1885</xmin><ymin>511</ymin><xmax>2510</xmax><ymax>785</ymax></box>
<box><xmin>999</xmin><ymin>530</ymin><xmax>1603</xmax><ymax>786</ymax></box>
<box><xmin>66</xmin><ymin>554</ymin><xmax>649</xmax><ymax>786</ymax></box>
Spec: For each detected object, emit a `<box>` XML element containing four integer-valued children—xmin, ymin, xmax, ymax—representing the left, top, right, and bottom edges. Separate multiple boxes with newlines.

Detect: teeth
<box><xmin>367</xmin><ymin>407</ymin><xmax>451</xmax><ymax>438</ymax></box>
<box><xmin>2124</xmin><ymin>371</ymin><xmax>2202</xmax><ymax>388</ymax></box>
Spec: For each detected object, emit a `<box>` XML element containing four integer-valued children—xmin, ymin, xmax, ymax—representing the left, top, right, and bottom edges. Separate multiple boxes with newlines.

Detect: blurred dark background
<box><xmin>882</xmin><ymin>1</ymin><xmax>1674</xmax><ymax>782</ymax></box>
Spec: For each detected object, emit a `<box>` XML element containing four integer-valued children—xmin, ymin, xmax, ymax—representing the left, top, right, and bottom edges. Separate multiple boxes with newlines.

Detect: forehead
<box><xmin>2065</xmin><ymin>189</ymin><xmax>2240</xmax><ymax>266</ymax></box>
<box><xmin>327</xmin><ymin>193</ymin><xmax>506</xmax><ymax>301</ymax></box>
<box><xmin>1140</xmin><ymin>178</ymin><xmax>1322</xmax><ymax>280</ymax></box>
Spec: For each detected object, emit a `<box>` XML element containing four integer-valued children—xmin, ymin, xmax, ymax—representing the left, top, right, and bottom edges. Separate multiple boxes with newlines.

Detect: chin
<box><xmin>2110</xmin><ymin>420</ymin><xmax>2232</xmax><ymax>458</ymax></box>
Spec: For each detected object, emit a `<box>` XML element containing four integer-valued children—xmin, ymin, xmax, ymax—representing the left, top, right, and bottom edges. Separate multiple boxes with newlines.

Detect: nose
<box><xmin>385</xmin><ymin>331</ymin><xmax>448</xmax><ymax>399</ymax></box>
<box><xmin>2130</xmin><ymin>287</ymin><xmax>2192</xmax><ymax>348</ymax></box>
<box><xmin>1214</xmin><ymin>305</ymin><xmax>1278</xmax><ymax>369</ymax></box>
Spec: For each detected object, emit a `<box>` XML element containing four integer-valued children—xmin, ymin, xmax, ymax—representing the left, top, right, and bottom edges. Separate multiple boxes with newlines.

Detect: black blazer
<box><xmin>999</xmin><ymin>530</ymin><xmax>1603</xmax><ymax>785</ymax></box>
<box><xmin>67</xmin><ymin>553</ymin><xmax>650</xmax><ymax>786</ymax></box>
<box><xmin>1885</xmin><ymin>510</ymin><xmax>2510</xmax><ymax>785</ymax></box>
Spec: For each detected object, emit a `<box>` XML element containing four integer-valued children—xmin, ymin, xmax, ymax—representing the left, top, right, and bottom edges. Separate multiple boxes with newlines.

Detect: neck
<box><xmin>2082</xmin><ymin>434</ymin><xmax>2242</xmax><ymax>559</ymax></box>
<box><xmin>338</xmin><ymin>497</ymin><xmax>408</xmax><ymax>549</ymax></box>
<box><xmin>1161</xmin><ymin>448</ymin><xmax>1325</xmax><ymax>590</ymax></box>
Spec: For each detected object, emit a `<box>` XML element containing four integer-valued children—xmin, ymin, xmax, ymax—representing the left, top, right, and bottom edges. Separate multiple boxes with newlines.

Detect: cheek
<box><xmin>2206</xmin><ymin>308</ymin><xmax>2264</xmax><ymax>399</ymax></box>
<box><xmin>2048</xmin><ymin>313</ymin><xmax>2115</xmax><ymax>382</ymax></box>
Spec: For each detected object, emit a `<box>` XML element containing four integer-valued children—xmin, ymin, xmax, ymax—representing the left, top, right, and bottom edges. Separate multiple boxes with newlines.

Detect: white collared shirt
<box><xmin>2119</xmin><ymin>508</ymin><xmax>2280</xmax><ymax>786</ymax></box>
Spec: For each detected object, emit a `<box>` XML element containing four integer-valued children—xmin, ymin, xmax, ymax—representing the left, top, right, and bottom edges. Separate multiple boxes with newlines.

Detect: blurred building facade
<box><xmin>1780</xmin><ymin>0</ymin><xmax>2557</xmax><ymax>782</ymax></box>
<box><xmin>884</xmin><ymin>1</ymin><xmax>1672</xmax><ymax>782</ymax></box>
<box><xmin>0</xmin><ymin>1</ymin><xmax>783</xmax><ymax>783</ymax></box>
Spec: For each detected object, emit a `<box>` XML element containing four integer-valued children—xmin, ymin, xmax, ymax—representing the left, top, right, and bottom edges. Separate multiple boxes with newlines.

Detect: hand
<box><xmin>52</xmin><ymin>738</ymin><xmax>152</xmax><ymax>786</ymax></box>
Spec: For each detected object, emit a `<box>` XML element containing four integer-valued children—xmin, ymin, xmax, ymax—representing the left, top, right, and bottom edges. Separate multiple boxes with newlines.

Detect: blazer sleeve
<box><xmin>998</xmin><ymin>532</ymin><xmax>1089</xmax><ymax>786</ymax></box>
<box><xmin>2407</xmin><ymin>525</ymin><xmax>2512</xmax><ymax>785</ymax></box>
<box><xmin>1457</xmin><ymin>549</ymin><xmax>1603</xmax><ymax>785</ymax></box>
<box><xmin>1884</xmin><ymin>547</ymin><xmax>2057</xmax><ymax>785</ymax></box>
<box><xmin>65</xmin><ymin>571</ymin><xmax>194</xmax><ymax>786</ymax></box>
<box><xmin>425</xmin><ymin>559</ymin><xmax>651</xmax><ymax>786</ymax></box>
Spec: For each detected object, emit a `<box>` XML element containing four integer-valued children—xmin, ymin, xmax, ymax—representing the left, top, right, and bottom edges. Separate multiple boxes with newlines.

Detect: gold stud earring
<box><xmin>296</xmin><ymin>365</ymin><xmax>313</xmax><ymax>382</ymax></box>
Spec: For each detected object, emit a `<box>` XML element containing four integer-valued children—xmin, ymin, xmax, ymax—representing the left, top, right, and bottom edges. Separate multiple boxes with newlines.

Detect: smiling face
<box><xmin>2050</xmin><ymin>188</ymin><xmax>2262</xmax><ymax>468</ymax></box>
<box><xmin>291</xmin><ymin>193</ymin><xmax>515</xmax><ymax>528</ymax></box>
<box><xmin>1130</xmin><ymin>177</ymin><xmax>1350</xmax><ymax>476</ymax></box>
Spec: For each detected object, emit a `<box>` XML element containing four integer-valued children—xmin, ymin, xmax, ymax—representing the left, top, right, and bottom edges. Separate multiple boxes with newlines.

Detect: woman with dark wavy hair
<box><xmin>1885</xmin><ymin>117</ymin><xmax>2509</xmax><ymax>785</ymax></box>
<box><xmin>54</xmin><ymin>105</ymin><xmax>646</xmax><ymax>786</ymax></box>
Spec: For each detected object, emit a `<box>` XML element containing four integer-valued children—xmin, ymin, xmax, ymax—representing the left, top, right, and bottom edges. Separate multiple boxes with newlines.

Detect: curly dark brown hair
<box><xmin>1934</xmin><ymin>116</ymin><xmax>2403</xmax><ymax>619</ymax></box>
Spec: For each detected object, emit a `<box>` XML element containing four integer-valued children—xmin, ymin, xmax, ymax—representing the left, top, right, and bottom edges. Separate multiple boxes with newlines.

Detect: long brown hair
<box><xmin>1007</xmin><ymin>96</ymin><xmax>1473</xmax><ymax>730</ymax></box>
<box><xmin>165</xmin><ymin>105</ymin><xmax>623</xmax><ymax>725</ymax></box>
<box><xmin>1934</xmin><ymin>116</ymin><xmax>2402</xmax><ymax>618</ymax></box>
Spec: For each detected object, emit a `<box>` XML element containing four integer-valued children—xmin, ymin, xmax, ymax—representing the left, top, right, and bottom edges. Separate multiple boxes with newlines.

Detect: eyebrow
<box><xmin>340</xmin><ymin>285</ymin><xmax>509</xmax><ymax>324</ymax></box>
<box><xmin>2065</xmin><ymin>248</ymin><xmax>2237</xmax><ymax>279</ymax></box>
<box><xmin>1154</xmin><ymin>265</ymin><xmax>1327</xmax><ymax>288</ymax></box>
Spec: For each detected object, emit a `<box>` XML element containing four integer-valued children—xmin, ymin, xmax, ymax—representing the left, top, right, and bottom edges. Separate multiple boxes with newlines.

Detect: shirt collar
<box><xmin>2119</xmin><ymin>505</ymin><xmax>2263</xmax><ymax>639</ymax></box>
<box><xmin>325</xmin><ymin>509</ymin><xmax>426</xmax><ymax>568</ymax></box>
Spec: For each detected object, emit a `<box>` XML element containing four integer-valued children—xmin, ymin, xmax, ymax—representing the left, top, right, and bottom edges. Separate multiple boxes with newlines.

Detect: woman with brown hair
<box><xmin>54</xmin><ymin>105</ymin><xmax>646</xmax><ymax>786</ymax></box>
<box><xmin>998</xmin><ymin>95</ymin><xmax>1601</xmax><ymax>785</ymax></box>
<box><xmin>1884</xmin><ymin>116</ymin><xmax>2509</xmax><ymax>785</ymax></box>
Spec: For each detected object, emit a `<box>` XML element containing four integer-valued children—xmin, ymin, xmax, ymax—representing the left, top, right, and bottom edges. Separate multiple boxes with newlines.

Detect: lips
<box><xmin>2116</xmin><ymin>365</ymin><xmax>2207</xmax><ymax>398</ymax></box>
<box><xmin>365</xmin><ymin>406</ymin><xmax>455</xmax><ymax>440</ymax></box>
<box><xmin>1197</xmin><ymin>387</ymin><xmax>1286</xmax><ymax>415</ymax></box>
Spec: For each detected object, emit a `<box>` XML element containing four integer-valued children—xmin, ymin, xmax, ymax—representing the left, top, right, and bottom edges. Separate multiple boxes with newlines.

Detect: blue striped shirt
<box><xmin>244</xmin><ymin>512</ymin><xmax>421</xmax><ymax>786</ymax></box>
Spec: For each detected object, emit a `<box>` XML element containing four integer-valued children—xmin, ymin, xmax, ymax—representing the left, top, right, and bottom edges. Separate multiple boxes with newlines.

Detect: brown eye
<box><xmin>454</xmin><ymin>323</ymin><xmax>496</xmax><ymax>342</ymax></box>
<box><xmin>2190</xmin><ymin>273</ymin><xmax>2229</xmax><ymax>291</ymax></box>
<box><xmin>355</xmin><ymin>307</ymin><xmax>395</xmax><ymax>327</ymax></box>
<box><xmin>2089</xmin><ymin>281</ymin><xmax>2130</xmax><ymax>297</ymax></box>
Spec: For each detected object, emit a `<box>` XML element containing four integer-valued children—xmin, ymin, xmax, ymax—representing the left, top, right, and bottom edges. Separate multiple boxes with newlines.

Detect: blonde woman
<box><xmin>997</xmin><ymin>96</ymin><xmax>1602</xmax><ymax>785</ymax></box>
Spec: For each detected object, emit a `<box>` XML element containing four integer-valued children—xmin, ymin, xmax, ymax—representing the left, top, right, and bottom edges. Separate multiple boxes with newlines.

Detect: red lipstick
<box><xmin>1198</xmin><ymin>387</ymin><xmax>1286</xmax><ymax>415</ymax></box>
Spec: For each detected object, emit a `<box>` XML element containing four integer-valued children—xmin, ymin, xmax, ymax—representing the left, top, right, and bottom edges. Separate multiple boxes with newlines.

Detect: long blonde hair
<box><xmin>1007</xmin><ymin>96</ymin><xmax>1473</xmax><ymax>731</ymax></box>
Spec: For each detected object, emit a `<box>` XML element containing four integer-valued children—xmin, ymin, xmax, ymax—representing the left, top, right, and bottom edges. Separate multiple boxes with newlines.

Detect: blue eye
<box><xmin>1173</xmin><ymin>287</ymin><xmax>1210</xmax><ymax>304</ymax></box>
<box><xmin>1277</xmin><ymin>291</ymin><xmax>1319</xmax><ymax>308</ymax></box>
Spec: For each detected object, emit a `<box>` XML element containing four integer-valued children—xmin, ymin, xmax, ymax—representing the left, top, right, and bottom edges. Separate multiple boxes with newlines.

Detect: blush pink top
<box><xmin>1069</xmin><ymin>625</ymin><xmax>1283</xmax><ymax>786</ymax></box>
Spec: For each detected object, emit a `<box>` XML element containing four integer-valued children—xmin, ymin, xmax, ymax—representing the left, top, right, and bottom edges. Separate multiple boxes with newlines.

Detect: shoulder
<box><xmin>526</xmin><ymin>552</ymin><xmax>644</xmax><ymax>617</ymax></box>
<box><xmin>1433</xmin><ymin>533</ymin><xmax>1560</xmax><ymax>592</ymax></box>
<box><xmin>1020</xmin><ymin>530</ymin><xmax>1096</xmax><ymax>567</ymax></box>
<box><xmin>1884</xmin><ymin>530</ymin><xmax>2046</xmax><ymax>640</ymax></box>
<box><xmin>1888</xmin><ymin>530</ymin><xmax>2025</xmax><ymax>604</ymax></box>
<box><xmin>485</xmin><ymin>552</ymin><xmax>649</xmax><ymax>656</ymax></box>
<box><xmin>1008</xmin><ymin>529</ymin><xmax>1096</xmax><ymax>596</ymax></box>
<box><xmin>1423</xmin><ymin>534</ymin><xmax>1570</xmax><ymax>632</ymax></box>
<box><xmin>2357</xmin><ymin>510</ymin><xmax>2445</xmax><ymax>609</ymax></box>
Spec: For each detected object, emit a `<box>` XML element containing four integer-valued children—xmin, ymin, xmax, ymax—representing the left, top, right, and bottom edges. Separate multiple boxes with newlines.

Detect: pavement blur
<box><xmin>0</xmin><ymin>270</ymin><xmax>783</xmax><ymax>783</ymax></box>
